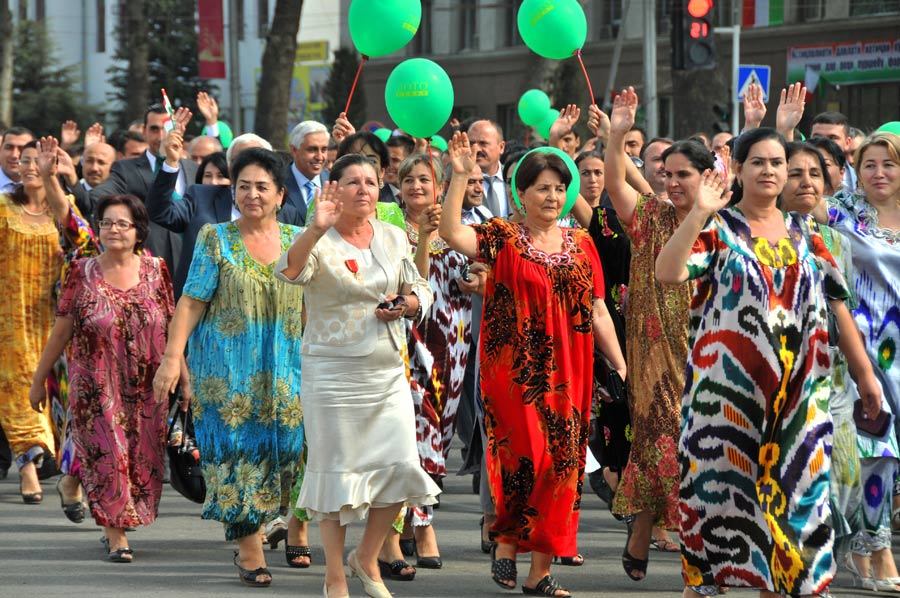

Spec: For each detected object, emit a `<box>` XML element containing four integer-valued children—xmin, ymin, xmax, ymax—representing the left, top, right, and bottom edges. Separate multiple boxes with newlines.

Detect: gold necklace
<box><xmin>21</xmin><ymin>203</ymin><xmax>49</xmax><ymax>217</ymax></box>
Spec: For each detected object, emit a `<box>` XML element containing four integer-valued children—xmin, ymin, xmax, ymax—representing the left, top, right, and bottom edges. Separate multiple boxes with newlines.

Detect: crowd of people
<box><xmin>0</xmin><ymin>80</ymin><xmax>898</xmax><ymax>598</ymax></box>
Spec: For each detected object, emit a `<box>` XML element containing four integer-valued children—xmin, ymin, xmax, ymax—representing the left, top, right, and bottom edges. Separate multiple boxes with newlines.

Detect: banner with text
<box><xmin>787</xmin><ymin>38</ymin><xmax>900</xmax><ymax>91</ymax></box>
<box><xmin>198</xmin><ymin>0</ymin><xmax>226</xmax><ymax>79</ymax></box>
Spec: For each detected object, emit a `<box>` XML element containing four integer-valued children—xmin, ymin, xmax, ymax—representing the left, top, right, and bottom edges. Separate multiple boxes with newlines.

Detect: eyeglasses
<box><xmin>98</xmin><ymin>219</ymin><xmax>135</xmax><ymax>230</ymax></box>
<box><xmin>16</xmin><ymin>159</ymin><xmax>36</xmax><ymax>168</ymax></box>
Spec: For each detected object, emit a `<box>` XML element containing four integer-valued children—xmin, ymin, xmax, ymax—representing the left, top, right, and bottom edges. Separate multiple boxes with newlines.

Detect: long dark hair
<box><xmin>196</xmin><ymin>151</ymin><xmax>229</xmax><ymax>185</ymax></box>
<box><xmin>9</xmin><ymin>140</ymin><xmax>39</xmax><ymax>206</ymax></box>
<box><xmin>729</xmin><ymin>128</ymin><xmax>787</xmax><ymax>205</ymax></box>
<box><xmin>660</xmin><ymin>140</ymin><xmax>716</xmax><ymax>174</ymax></box>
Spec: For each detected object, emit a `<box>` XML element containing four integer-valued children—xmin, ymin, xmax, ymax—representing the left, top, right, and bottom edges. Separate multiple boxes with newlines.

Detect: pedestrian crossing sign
<box><xmin>736</xmin><ymin>65</ymin><xmax>771</xmax><ymax>102</ymax></box>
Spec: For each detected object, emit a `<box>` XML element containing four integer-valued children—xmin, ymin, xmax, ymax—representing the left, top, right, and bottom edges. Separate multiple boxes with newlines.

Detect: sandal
<box><xmin>522</xmin><ymin>574</ymin><xmax>571</xmax><ymax>597</ymax></box>
<box><xmin>491</xmin><ymin>544</ymin><xmax>517</xmax><ymax>590</ymax></box>
<box><xmin>56</xmin><ymin>479</ymin><xmax>85</xmax><ymax>524</ymax></box>
<box><xmin>650</xmin><ymin>538</ymin><xmax>680</xmax><ymax>552</ymax></box>
<box><xmin>233</xmin><ymin>551</ymin><xmax>272</xmax><ymax>587</ymax></box>
<box><xmin>107</xmin><ymin>547</ymin><xmax>134</xmax><ymax>563</ymax></box>
<box><xmin>285</xmin><ymin>544</ymin><xmax>312</xmax><ymax>568</ymax></box>
<box><xmin>378</xmin><ymin>558</ymin><xmax>416</xmax><ymax>581</ymax></box>
<box><xmin>480</xmin><ymin>517</ymin><xmax>497</xmax><ymax>554</ymax></box>
<box><xmin>552</xmin><ymin>554</ymin><xmax>584</xmax><ymax>567</ymax></box>
<box><xmin>622</xmin><ymin>527</ymin><xmax>648</xmax><ymax>581</ymax></box>
<box><xmin>19</xmin><ymin>478</ymin><xmax>42</xmax><ymax>505</ymax></box>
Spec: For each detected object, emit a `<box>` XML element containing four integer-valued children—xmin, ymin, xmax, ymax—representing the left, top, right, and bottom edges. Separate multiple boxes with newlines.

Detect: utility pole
<box><xmin>642</xmin><ymin>0</ymin><xmax>658</xmax><ymax>138</ymax></box>
<box><xmin>716</xmin><ymin>1</ymin><xmax>742</xmax><ymax>134</ymax></box>
<box><xmin>228</xmin><ymin>0</ymin><xmax>243</xmax><ymax>132</ymax></box>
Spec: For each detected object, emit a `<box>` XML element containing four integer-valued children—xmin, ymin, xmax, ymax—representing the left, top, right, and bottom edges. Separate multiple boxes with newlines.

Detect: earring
<box><xmin>276</xmin><ymin>205</ymin><xmax>282</xmax><ymax>213</ymax></box>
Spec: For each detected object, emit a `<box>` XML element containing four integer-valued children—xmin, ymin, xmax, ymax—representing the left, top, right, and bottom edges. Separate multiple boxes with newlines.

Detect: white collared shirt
<box><xmin>461</xmin><ymin>205</ymin><xmax>493</xmax><ymax>225</ymax></box>
<box><xmin>483</xmin><ymin>164</ymin><xmax>509</xmax><ymax>218</ymax></box>
<box><xmin>291</xmin><ymin>163</ymin><xmax>321</xmax><ymax>206</ymax></box>
<box><xmin>0</xmin><ymin>169</ymin><xmax>17</xmax><ymax>194</ymax></box>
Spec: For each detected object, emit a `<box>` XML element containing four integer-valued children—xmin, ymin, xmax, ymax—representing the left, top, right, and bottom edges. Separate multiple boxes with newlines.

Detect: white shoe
<box><xmin>875</xmin><ymin>578</ymin><xmax>900</xmax><ymax>593</ymax></box>
<box><xmin>348</xmin><ymin>549</ymin><xmax>392</xmax><ymax>598</ymax></box>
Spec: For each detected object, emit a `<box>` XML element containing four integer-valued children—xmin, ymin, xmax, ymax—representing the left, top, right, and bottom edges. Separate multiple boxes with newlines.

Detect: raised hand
<box><xmin>448</xmin><ymin>131</ymin><xmax>476</xmax><ymax>175</ymax></box>
<box><xmin>692</xmin><ymin>169</ymin><xmax>732</xmax><ymax>217</ymax></box>
<box><xmin>163</xmin><ymin>130</ymin><xmax>184</xmax><ymax>166</ymax></box>
<box><xmin>549</xmin><ymin>104</ymin><xmax>581</xmax><ymax>142</ymax></box>
<box><xmin>418</xmin><ymin>203</ymin><xmax>442</xmax><ymax>235</ymax></box>
<box><xmin>55</xmin><ymin>147</ymin><xmax>78</xmax><ymax>186</ymax></box>
<box><xmin>311</xmin><ymin>181</ymin><xmax>342</xmax><ymax>231</ymax></box>
<box><xmin>742</xmin><ymin>82</ymin><xmax>767</xmax><ymax>130</ymax></box>
<box><xmin>413</xmin><ymin>137</ymin><xmax>429</xmax><ymax>154</ymax></box>
<box><xmin>609</xmin><ymin>87</ymin><xmax>638</xmax><ymax>137</ymax></box>
<box><xmin>172</xmin><ymin>106</ymin><xmax>193</xmax><ymax>135</ymax></box>
<box><xmin>332</xmin><ymin>111</ymin><xmax>355</xmax><ymax>144</ymax></box>
<box><xmin>587</xmin><ymin>104</ymin><xmax>611</xmax><ymax>144</ymax></box>
<box><xmin>84</xmin><ymin>122</ymin><xmax>105</xmax><ymax>147</ymax></box>
<box><xmin>36</xmin><ymin>136</ymin><xmax>60</xmax><ymax>178</ymax></box>
<box><xmin>717</xmin><ymin>143</ymin><xmax>734</xmax><ymax>189</ymax></box>
<box><xmin>60</xmin><ymin>120</ymin><xmax>81</xmax><ymax>149</ymax></box>
<box><xmin>775</xmin><ymin>82</ymin><xmax>806</xmax><ymax>138</ymax></box>
<box><xmin>196</xmin><ymin>91</ymin><xmax>219</xmax><ymax>126</ymax></box>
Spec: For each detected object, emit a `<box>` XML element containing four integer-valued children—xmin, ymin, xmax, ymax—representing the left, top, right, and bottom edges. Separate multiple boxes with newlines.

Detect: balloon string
<box><xmin>426</xmin><ymin>138</ymin><xmax>438</xmax><ymax>205</ymax></box>
<box><xmin>574</xmin><ymin>50</ymin><xmax>595</xmax><ymax>106</ymax></box>
<box><xmin>344</xmin><ymin>55</ymin><xmax>368</xmax><ymax>115</ymax></box>
<box><xmin>525</xmin><ymin>130</ymin><xmax>529</xmax><ymax>146</ymax></box>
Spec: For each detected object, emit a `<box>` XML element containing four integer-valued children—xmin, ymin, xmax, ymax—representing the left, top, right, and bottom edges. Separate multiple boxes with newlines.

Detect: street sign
<box><xmin>736</xmin><ymin>64</ymin><xmax>771</xmax><ymax>102</ymax></box>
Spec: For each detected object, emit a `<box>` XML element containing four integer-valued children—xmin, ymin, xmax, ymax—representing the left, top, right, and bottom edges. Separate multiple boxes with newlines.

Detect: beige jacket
<box><xmin>275</xmin><ymin>219</ymin><xmax>432</xmax><ymax>357</ymax></box>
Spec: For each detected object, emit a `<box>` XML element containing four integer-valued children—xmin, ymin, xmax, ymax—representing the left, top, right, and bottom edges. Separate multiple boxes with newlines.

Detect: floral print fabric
<box><xmin>473</xmin><ymin>218</ymin><xmax>602</xmax><ymax>556</ymax></box>
<box><xmin>58</xmin><ymin>256</ymin><xmax>173</xmax><ymax>527</ymax></box>
<box><xmin>183</xmin><ymin>222</ymin><xmax>305</xmax><ymax>539</ymax></box>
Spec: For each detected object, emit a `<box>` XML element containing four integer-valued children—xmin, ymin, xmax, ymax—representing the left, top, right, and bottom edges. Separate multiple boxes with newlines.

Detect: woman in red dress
<box><xmin>439</xmin><ymin>133</ymin><xmax>627</xmax><ymax>598</ymax></box>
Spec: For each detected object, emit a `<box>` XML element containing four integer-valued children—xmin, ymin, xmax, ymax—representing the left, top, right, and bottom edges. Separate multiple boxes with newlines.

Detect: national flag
<box><xmin>742</xmin><ymin>0</ymin><xmax>784</xmax><ymax>28</ymax></box>
<box><xmin>161</xmin><ymin>88</ymin><xmax>176</xmax><ymax>132</ymax></box>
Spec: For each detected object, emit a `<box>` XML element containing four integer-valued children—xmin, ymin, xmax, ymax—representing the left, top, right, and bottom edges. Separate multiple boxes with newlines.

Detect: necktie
<box><xmin>153</xmin><ymin>155</ymin><xmax>165</xmax><ymax>176</ymax></box>
<box><xmin>482</xmin><ymin>175</ymin><xmax>499</xmax><ymax>217</ymax></box>
<box><xmin>304</xmin><ymin>181</ymin><xmax>316</xmax><ymax>207</ymax></box>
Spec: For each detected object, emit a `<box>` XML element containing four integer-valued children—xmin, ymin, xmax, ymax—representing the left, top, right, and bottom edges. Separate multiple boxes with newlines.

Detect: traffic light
<box><xmin>712</xmin><ymin>103</ymin><xmax>730</xmax><ymax>132</ymax></box>
<box><xmin>671</xmin><ymin>0</ymin><xmax>716</xmax><ymax>71</ymax></box>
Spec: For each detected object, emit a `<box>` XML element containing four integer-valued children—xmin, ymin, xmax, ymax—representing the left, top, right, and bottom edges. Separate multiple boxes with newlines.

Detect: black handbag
<box><xmin>594</xmin><ymin>349</ymin><xmax>627</xmax><ymax>405</ymax></box>
<box><xmin>166</xmin><ymin>400</ymin><xmax>206</xmax><ymax>504</ymax></box>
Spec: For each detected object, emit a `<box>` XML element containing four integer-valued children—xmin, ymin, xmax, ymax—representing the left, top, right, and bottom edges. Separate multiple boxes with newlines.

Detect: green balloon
<box><xmin>204</xmin><ymin>120</ymin><xmax>233</xmax><ymax>148</ymax></box>
<box><xmin>518</xmin><ymin>89</ymin><xmax>551</xmax><ymax>126</ymax></box>
<box><xmin>877</xmin><ymin>121</ymin><xmax>900</xmax><ymax>135</ymax></box>
<box><xmin>373</xmin><ymin>128</ymin><xmax>392</xmax><ymax>143</ymax></box>
<box><xmin>517</xmin><ymin>0</ymin><xmax>587</xmax><ymax>59</ymax></box>
<box><xmin>536</xmin><ymin>108</ymin><xmax>560</xmax><ymax>139</ymax></box>
<box><xmin>349</xmin><ymin>0</ymin><xmax>421</xmax><ymax>58</ymax></box>
<box><xmin>430</xmin><ymin>134</ymin><xmax>448</xmax><ymax>153</ymax></box>
<box><xmin>384</xmin><ymin>58</ymin><xmax>454</xmax><ymax>139</ymax></box>
<box><xmin>511</xmin><ymin>147</ymin><xmax>580</xmax><ymax>218</ymax></box>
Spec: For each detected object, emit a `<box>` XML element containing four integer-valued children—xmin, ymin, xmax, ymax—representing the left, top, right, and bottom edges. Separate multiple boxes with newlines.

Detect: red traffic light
<box><xmin>687</xmin><ymin>0</ymin><xmax>712</xmax><ymax>18</ymax></box>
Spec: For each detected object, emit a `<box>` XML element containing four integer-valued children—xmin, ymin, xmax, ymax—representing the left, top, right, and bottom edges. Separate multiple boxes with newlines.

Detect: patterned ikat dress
<box><xmin>679</xmin><ymin>209</ymin><xmax>848</xmax><ymax>595</ymax></box>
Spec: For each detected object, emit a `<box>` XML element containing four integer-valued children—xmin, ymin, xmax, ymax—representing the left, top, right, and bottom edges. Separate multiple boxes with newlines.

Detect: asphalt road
<box><xmin>0</xmin><ymin>452</ymin><xmax>886</xmax><ymax>598</ymax></box>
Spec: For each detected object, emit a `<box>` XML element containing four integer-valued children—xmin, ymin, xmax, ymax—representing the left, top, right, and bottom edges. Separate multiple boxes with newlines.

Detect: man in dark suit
<box><xmin>146</xmin><ymin>133</ymin><xmax>303</xmax><ymax>299</ymax></box>
<box><xmin>90</xmin><ymin>104</ymin><xmax>198</xmax><ymax>270</ymax></box>
<box><xmin>283</xmin><ymin>121</ymin><xmax>330</xmax><ymax>225</ymax></box>
<box><xmin>68</xmin><ymin>141</ymin><xmax>116</xmax><ymax>225</ymax></box>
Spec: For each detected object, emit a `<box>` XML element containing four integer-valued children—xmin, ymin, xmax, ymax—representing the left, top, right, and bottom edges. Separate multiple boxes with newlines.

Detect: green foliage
<box><xmin>12</xmin><ymin>20</ymin><xmax>98</xmax><ymax>136</ymax></box>
<box><xmin>322</xmin><ymin>47</ymin><xmax>366</xmax><ymax>128</ymax></box>
<box><xmin>108</xmin><ymin>0</ymin><xmax>218</xmax><ymax>130</ymax></box>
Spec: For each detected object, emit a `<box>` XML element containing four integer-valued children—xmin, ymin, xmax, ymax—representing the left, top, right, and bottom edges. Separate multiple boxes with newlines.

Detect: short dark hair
<box><xmin>806</xmin><ymin>136</ymin><xmax>847</xmax><ymax>170</ymax></box>
<box><xmin>337</xmin><ymin>132</ymin><xmax>389</xmax><ymax>169</ymax></box>
<box><xmin>661</xmin><ymin>139</ymin><xmax>716</xmax><ymax>174</ymax></box>
<box><xmin>639</xmin><ymin>137</ymin><xmax>674</xmax><ymax>160</ymax></box>
<box><xmin>2</xmin><ymin>126</ymin><xmax>34</xmax><ymax>145</ymax></box>
<box><xmin>230</xmin><ymin>148</ymin><xmax>286</xmax><ymax>192</ymax></box>
<box><xmin>627</xmin><ymin>125</ymin><xmax>646</xmax><ymax>144</ymax></box>
<box><xmin>96</xmin><ymin>194</ymin><xmax>150</xmax><ymax>252</ymax></box>
<box><xmin>811</xmin><ymin>111</ymin><xmax>849</xmax><ymax>137</ymax></box>
<box><xmin>9</xmin><ymin>140</ymin><xmax>39</xmax><ymax>206</ymax></box>
<box><xmin>109</xmin><ymin>130</ymin><xmax>147</xmax><ymax>154</ymax></box>
<box><xmin>514</xmin><ymin>150</ymin><xmax>571</xmax><ymax>195</ymax></box>
<box><xmin>502</xmin><ymin>149</ymin><xmax>528</xmax><ymax>184</ymax></box>
<box><xmin>144</xmin><ymin>103</ymin><xmax>168</xmax><ymax>126</ymax></box>
<box><xmin>196</xmin><ymin>151</ymin><xmax>229</xmax><ymax>185</ymax></box>
<box><xmin>786</xmin><ymin>141</ymin><xmax>833</xmax><ymax>193</ymax></box>
<box><xmin>385</xmin><ymin>134</ymin><xmax>415</xmax><ymax>156</ymax></box>
<box><xmin>329</xmin><ymin>153</ymin><xmax>379</xmax><ymax>183</ymax></box>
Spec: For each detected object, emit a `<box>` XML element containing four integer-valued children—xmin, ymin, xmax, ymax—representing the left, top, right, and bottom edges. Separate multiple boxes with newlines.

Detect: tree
<box><xmin>671</xmin><ymin>69</ymin><xmax>730</xmax><ymax>139</ymax></box>
<box><xmin>255</xmin><ymin>0</ymin><xmax>304</xmax><ymax>149</ymax></box>
<box><xmin>108</xmin><ymin>0</ymin><xmax>217</xmax><ymax>129</ymax></box>
<box><xmin>321</xmin><ymin>47</ymin><xmax>366</xmax><ymax>129</ymax></box>
<box><xmin>12</xmin><ymin>20</ymin><xmax>98</xmax><ymax>136</ymax></box>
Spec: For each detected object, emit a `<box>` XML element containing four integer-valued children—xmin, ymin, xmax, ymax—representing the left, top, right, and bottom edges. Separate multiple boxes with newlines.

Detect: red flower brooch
<box><xmin>345</xmin><ymin>259</ymin><xmax>361</xmax><ymax>281</ymax></box>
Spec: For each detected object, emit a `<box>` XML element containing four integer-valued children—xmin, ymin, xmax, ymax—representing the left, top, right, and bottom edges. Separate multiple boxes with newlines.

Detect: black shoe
<box><xmin>588</xmin><ymin>469</ymin><xmax>614</xmax><ymax>505</ymax></box>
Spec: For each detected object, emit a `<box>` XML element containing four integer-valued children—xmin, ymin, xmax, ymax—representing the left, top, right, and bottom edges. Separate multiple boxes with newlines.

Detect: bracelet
<box><xmin>403</xmin><ymin>294</ymin><xmax>421</xmax><ymax>319</ymax></box>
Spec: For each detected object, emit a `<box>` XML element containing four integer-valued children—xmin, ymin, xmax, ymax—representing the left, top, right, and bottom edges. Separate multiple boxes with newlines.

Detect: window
<box><xmin>849</xmin><ymin>0</ymin><xmax>900</xmax><ymax>16</ymax></box>
<box><xmin>801</xmin><ymin>0</ymin><xmax>826</xmax><ymax>21</ymax></box>
<box><xmin>498</xmin><ymin>103</ymin><xmax>526</xmax><ymax>144</ymax></box>
<box><xmin>502</xmin><ymin>0</ymin><xmax>522</xmax><ymax>47</ymax></box>
<box><xmin>458</xmin><ymin>0</ymin><xmax>477</xmax><ymax>51</ymax></box>
<box><xmin>258</xmin><ymin>0</ymin><xmax>268</xmax><ymax>38</ymax></box>
<box><xmin>97</xmin><ymin>0</ymin><xmax>106</xmax><ymax>52</ymax></box>
<box><xmin>410</xmin><ymin>0</ymin><xmax>432</xmax><ymax>55</ymax></box>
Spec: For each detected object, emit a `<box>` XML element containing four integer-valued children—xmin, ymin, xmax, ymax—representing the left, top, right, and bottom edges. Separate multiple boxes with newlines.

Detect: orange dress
<box><xmin>474</xmin><ymin>219</ymin><xmax>603</xmax><ymax>556</ymax></box>
<box><xmin>0</xmin><ymin>196</ymin><xmax>61</xmax><ymax>458</ymax></box>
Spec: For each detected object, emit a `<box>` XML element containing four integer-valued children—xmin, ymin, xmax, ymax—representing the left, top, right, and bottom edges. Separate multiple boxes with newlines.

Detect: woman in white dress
<box><xmin>276</xmin><ymin>154</ymin><xmax>440</xmax><ymax>598</ymax></box>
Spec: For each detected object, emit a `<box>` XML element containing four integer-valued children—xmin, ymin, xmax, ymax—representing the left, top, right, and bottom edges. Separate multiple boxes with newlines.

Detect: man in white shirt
<box><xmin>455</xmin><ymin>163</ymin><xmax>493</xmax><ymax>225</ymax></box>
<box><xmin>0</xmin><ymin>127</ymin><xmax>35</xmax><ymax>194</ymax></box>
<box><xmin>467</xmin><ymin>120</ymin><xmax>508</xmax><ymax>218</ymax></box>
<box><xmin>284</xmin><ymin>121</ymin><xmax>330</xmax><ymax>224</ymax></box>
